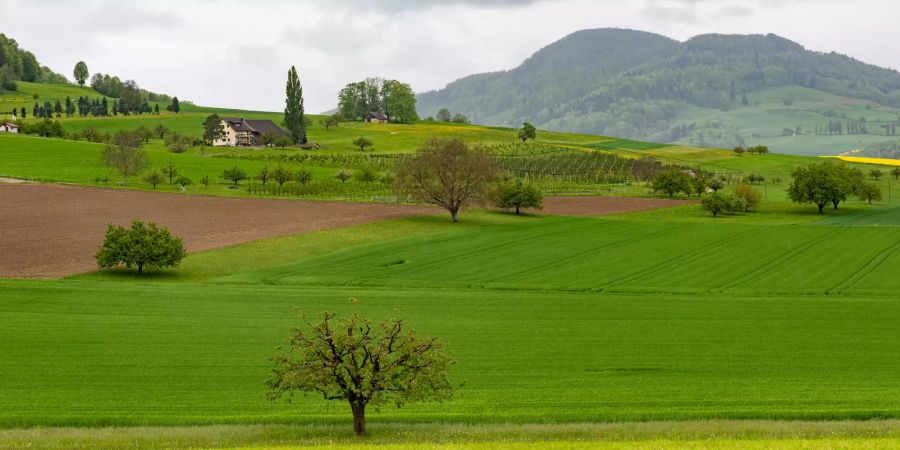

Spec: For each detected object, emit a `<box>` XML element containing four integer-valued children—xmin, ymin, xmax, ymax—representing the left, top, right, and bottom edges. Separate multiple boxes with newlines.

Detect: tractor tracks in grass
<box><xmin>481</xmin><ymin>221</ymin><xmax>673</xmax><ymax>284</ymax></box>
<box><xmin>603</xmin><ymin>226</ymin><xmax>766</xmax><ymax>288</ymax></box>
<box><xmin>827</xmin><ymin>237</ymin><xmax>900</xmax><ymax>294</ymax></box>
<box><xmin>717</xmin><ymin>227</ymin><xmax>847</xmax><ymax>291</ymax></box>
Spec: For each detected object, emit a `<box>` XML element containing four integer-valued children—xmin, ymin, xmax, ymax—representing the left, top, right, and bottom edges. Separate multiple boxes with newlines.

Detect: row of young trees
<box><xmin>337</xmin><ymin>77</ymin><xmax>419</xmax><ymax>123</ymax></box>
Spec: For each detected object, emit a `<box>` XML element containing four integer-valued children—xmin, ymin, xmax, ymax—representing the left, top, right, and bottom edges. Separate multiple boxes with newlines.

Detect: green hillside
<box><xmin>418</xmin><ymin>29</ymin><xmax>900</xmax><ymax>156</ymax></box>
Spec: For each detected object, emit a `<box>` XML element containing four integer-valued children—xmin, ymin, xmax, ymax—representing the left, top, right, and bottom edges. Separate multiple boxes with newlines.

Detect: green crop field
<box><xmin>4</xmin><ymin>207</ymin><xmax>900</xmax><ymax>431</ymax></box>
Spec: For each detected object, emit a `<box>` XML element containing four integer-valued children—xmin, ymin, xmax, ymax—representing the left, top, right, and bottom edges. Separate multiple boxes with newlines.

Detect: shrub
<box><xmin>701</xmin><ymin>192</ymin><xmax>744</xmax><ymax>217</ymax></box>
<box><xmin>95</xmin><ymin>219</ymin><xmax>186</xmax><ymax>274</ymax></box>
<box><xmin>295</xmin><ymin>168</ymin><xmax>312</xmax><ymax>184</ymax></box>
<box><xmin>142</xmin><ymin>171</ymin><xmax>164</xmax><ymax>189</ymax></box>
<box><xmin>335</xmin><ymin>169</ymin><xmax>353</xmax><ymax>183</ymax></box>
<box><xmin>651</xmin><ymin>168</ymin><xmax>692</xmax><ymax>197</ymax></box>
<box><xmin>357</xmin><ymin>165</ymin><xmax>380</xmax><ymax>183</ymax></box>
<box><xmin>733</xmin><ymin>184</ymin><xmax>762</xmax><ymax>211</ymax></box>
<box><xmin>221</xmin><ymin>166</ymin><xmax>248</xmax><ymax>186</ymax></box>
<box><xmin>175</xmin><ymin>176</ymin><xmax>192</xmax><ymax>189</ymax></box>
<box><xmin>495</xmin><ymin>179</ymin><xmax>543</xmax><ymax>214</ymax></box>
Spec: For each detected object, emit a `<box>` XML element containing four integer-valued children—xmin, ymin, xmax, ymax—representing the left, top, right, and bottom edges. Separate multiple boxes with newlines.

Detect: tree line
<box><xmin>338</xmin><ymin>77</ymin><xmax>418</xmax><ymax>124</ymax></box>
<box><xmin>0</xmin><ymin>33</ymin><xmax>67</xmax><ymax>92</ymax></box>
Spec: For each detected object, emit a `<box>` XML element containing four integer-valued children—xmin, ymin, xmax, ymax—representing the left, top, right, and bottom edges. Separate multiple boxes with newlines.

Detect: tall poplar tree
<box><xmin>284</xmin><ymin>65</ymin><xmax>307</xmax><ymax>144</ymax></box>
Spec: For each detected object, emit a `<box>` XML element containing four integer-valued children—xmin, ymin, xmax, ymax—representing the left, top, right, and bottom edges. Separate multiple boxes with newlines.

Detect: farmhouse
<box><xmin>365</xmin><ymin>111</ymin><xmax>389</xmax><ymax>123</ymax></box>
<box><xmin>0</xmin><ymin>122</ymin><xmax>18</xmax><ymax>133</ymax></box>
<box><xmin>213</xmin><ymin>117</ymin><xmax>289</xmax><ymax>147</ymax></box>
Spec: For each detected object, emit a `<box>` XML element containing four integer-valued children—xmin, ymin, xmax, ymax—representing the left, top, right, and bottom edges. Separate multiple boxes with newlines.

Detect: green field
<box><xmin>5</xmin><ymin>420</ymin><xmax>900</xmax><ymax>449</ymax></box>
<box><xmin>4</xmin><ymin>208</ymin><xmax>900</xmax><ymax>430</ymax></box>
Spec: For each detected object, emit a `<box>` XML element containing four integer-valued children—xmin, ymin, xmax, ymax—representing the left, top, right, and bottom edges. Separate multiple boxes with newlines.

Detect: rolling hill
<box><xmin>417</xmin><ymin>29</ymin><xmax>900</xmax><ymax>156</ymax></box>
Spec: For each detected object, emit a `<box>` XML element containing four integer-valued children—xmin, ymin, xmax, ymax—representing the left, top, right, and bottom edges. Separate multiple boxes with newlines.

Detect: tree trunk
<box><xmin>351</xmin><ymin>402</ymin><xmax>366</xmax><ymax>436</ymax></box>
<box><xmin>450</xmin><ymin>208</ymin><xmax>458</xmax><ymax>223</ymax></box>
<box><xmin>137</xmin><ymin>263</ymin><xmax>143</xmax><ymax>274</ymax></box>
<box><xmin>515</xmin><ymin>205</ymin><xmax>520</xmax><ymax>215</ymax></box>
<box><xmin>818</xmin><ymin>203</ymin><xmax>825</xmax><ymax>214</ymax></box>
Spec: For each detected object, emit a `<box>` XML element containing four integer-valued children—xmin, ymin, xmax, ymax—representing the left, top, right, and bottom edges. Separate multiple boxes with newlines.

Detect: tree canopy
<box><xmin>267</xmin><ymin>311</ymin><xmax>454</xmax><ymax>436</ymax></box>
<box><xmin>394</xmin><ymin>138</ymin><xmax>498</xmax><ymax>222</ymax></box>
<box><xmin>338</xmin><ymin>77</ymin><xmax>419</xmax><ymax>123</ymax></box>
<box><xmin>95</xmin><ymin>219</ymin><xmax>186</xmax><ymax>274</ymax></box>
<box><xmin>73</xmin><ymin>61</ymin><xmax>89</xmax><ymax>86</ymax></box>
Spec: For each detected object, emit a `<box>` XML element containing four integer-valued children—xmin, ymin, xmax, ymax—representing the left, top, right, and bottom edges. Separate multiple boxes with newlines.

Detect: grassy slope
<box><xmin>671</xmin><ymin>85</ymin><xmax>900</xmax><ymax>156</ymax></box>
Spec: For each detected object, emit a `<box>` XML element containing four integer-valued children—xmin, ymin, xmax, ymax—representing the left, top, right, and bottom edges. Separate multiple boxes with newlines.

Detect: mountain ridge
<box><xmin>417</xmin><ymin>28</ymin><xmax>900</xmax><ymax>155</ymax></box>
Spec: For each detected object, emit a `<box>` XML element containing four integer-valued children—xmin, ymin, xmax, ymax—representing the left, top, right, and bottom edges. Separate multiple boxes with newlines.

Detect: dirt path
<box><xmin>0</xmin><ymin>185</ymin><xmax>691</xmax><ymax>278</ymax></box>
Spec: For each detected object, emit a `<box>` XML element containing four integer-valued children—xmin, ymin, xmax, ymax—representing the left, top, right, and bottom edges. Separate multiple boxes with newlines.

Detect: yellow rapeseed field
<box><xmin>833</xmin><ymin>156</ymin><xmax>900</xmax><ymax>166</ymax></box>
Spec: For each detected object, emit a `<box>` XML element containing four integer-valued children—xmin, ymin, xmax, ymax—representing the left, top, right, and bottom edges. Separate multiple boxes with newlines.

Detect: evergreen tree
<box><xmin>154</xmin><ymin>104</ymin><xmax>159</xmax><ymax>115</ymax></box>
<box><xmin>283</xmin><ymin>65</ymin><xmax>307</xmax><ymax>144</ymax></box>
<box><xmin>101</xmin><ymin>97</ymin><xmax>109</xmax><ymax>116</ymax></box>
<box><xmin>170</xmin><ymin>96</ymin><xmax>180</xmax><ymax>114</ymax></box>
<box><xmin>20</xmin><ymin>107</ymin><xmax>26</xmax><ymax>119</ymax></box>
<box><xmin>32</xmin><ymin>102</ymin><xmax>39</xmax><ymax>118</ymax></box>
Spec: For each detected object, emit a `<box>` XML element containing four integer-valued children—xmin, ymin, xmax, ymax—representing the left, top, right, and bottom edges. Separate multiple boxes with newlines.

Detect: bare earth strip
<box><xmin>0</xmin><ymin>184</ymin><xmax>690</xmax><ymax>278</ymax></box>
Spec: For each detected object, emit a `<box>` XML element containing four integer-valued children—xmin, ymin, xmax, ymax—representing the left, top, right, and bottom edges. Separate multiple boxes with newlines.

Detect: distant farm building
<box><xmin>214</xmin><ymin>117</ymin><xmax>289</xmax><ymax>146</ymax></box>
<box><xmin>0</xmin><ymin>122</ymin><xmax>18</xmax><ymax>133</ymax></box>
<box><xmin>365</xmin><ymin>112</ymin><xmax>388</xmax><ymax>123</ymax></box>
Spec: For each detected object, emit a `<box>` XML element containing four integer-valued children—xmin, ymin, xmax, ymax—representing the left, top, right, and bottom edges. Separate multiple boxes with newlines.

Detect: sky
<box><xmin>2</xmin><ymin>0</ymin><xmax>899</xmax><ymax>113</ymax></box>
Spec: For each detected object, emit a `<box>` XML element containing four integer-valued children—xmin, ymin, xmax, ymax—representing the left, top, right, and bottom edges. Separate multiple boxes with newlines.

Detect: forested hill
<box><xmin>417</xmin><ymin>29</ymin><xmax>900</xmax><ymax>155</ymax></box>
<box><xmin>0</xmin><ymin>34</ymin><xmax>69</xmax><ymax>91</ymax></box>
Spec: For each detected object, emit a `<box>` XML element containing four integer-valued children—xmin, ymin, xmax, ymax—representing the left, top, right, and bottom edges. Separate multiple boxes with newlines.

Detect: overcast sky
<box><xmin>2</xmin><ymin>0</ymin><xmax>898</xmax><ymax>112</ymax></box>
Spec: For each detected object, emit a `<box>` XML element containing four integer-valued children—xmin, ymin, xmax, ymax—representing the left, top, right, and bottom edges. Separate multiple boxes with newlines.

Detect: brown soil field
<box><xmin>0</xmin><ymin>184</ymin><xmax>690</xmax><ymax>278</ymax></box>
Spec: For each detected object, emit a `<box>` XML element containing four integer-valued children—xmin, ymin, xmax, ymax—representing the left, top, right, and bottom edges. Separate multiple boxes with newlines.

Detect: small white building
<box><xmin>0</xmin><ymin>122</ymin><xmax>18</xmax><ymax>133</ymax></box>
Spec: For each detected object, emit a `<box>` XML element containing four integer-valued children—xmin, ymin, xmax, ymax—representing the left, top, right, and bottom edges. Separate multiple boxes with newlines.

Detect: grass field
<box><xmin>5</xmin><ymin>420</ymin><xmax>900</xmax><ymax>449</ymax></box>
<box><xmin>4</xmin><ymin>208</ymin><xmax>900</xmax><ymax>430</ymax></box>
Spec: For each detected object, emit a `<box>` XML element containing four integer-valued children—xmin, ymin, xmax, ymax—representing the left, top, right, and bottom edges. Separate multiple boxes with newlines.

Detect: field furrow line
<box><xmin>827</xmin><ymin>238</ymin><xmax>900</xmax><ymax>294</ymax></box>
<box><xmin>718</xmin><ymin>227</ymin><xmax>845</xmax><ymax>290</ymax></box>
<box><xmin>482</xmin><ymin>222</ymin><xmax>674</xmax><ymax>283</ymax></box>
<box><xmin>605</xmin><ymin>226</ymin><xmax>765</xmax><ymax>287</ymax></box>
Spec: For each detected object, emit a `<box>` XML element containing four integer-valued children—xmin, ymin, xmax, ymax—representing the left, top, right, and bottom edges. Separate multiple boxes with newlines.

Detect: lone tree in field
<box><xmin>352</xmin><ymin>136</ymin><xmax>373</xmax><ymax>152</ymax></box>
<box><xmin>102</xmin><ymin>131</ymin><xmax>148</xmax><ymax>184</ymax></box>
<box><xmin>650</xmin><ymin>167</ymin><xmax>692</xmax><ymax>197</ymax></box>
<box><xmin>733</xmin><ymin>184</ymin><xmax>762</xmax><ymax>211</ymax></box>
<box><xmin>142</xmin><ymin>171</ymin><xmax>164</xmax><ymax>189</ymax></box>
<box><xmin>496</xmin><ymin>179</ymin><xmax>543</xmax><ymax>215</ymax></box>
<box><xmin>267</xmin><ymin>311</ymin><xmax>454</xmax><ymax>437</ymax></box>
<box><xmin>518</xmin><ymin>122</ymin><xmax>537</xmax><ymax>143</ymax></box>
<box><xmin>221</xmin><ymin>166</ymin><xmax>248</xmax><ymax>186</ymax></box>
<box><xmin>284</xmin><ymin>65</ymin><xmax>307</xmax><ymax>144</ymax></box>
<box><xmin>95</xmin><ymin>219</ymin><xmax>186</xmax><ymax>275</ymax></box>
<box><xmin>870</xmin><ymin>169</ymin><xmax>883</xmax><ymax>180</ymax></box>
<box><xmin>858</xmin><ymin>182</ymin><xmax>883</xmax><ymax>204</ymax></box>
<box><xmin>891</xmin><ymin>167</ymin><xmax>900</xmax><ymax>180</ymax></box>
<box><xmin>73</xmin><ymin>61</ymin><xmax>89</xmax><ymax>86</ymax></box>
<box><xmin>394</xmin><ymin>138</ymin><xmax>498</xmax><ymax>222</ymax></box>
<box><xmin>203</xmin><ymin>114</ymin><xmax>225</xmax><ymax>144</ymax></box>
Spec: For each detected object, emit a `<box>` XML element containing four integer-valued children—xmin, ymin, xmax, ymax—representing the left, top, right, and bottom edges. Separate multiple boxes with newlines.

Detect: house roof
<box><xmin>1</xmin><ymin>122</ymin><xmax>17</xmax><ymax>128</ymax></box>
<box><xmin>222</xmin><ymin>117</ymin><xmax>288</xmax><ymax>136</ymax></box>
<box><xmin>365</xmin><ymin>111</ymin><xmax>388</xmax><ymax>121</ymax></box>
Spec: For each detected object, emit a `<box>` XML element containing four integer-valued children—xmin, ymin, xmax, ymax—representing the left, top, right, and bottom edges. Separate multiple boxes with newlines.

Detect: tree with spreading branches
<box><xmin>394</xmin><ymin>138</ymin><xmax>498</xmax><ymax>222</ymax></box>
<box><xmin>267</xmin><ymin>311</ymin><xmax>454</xmax><ymax>436</ymax></box>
